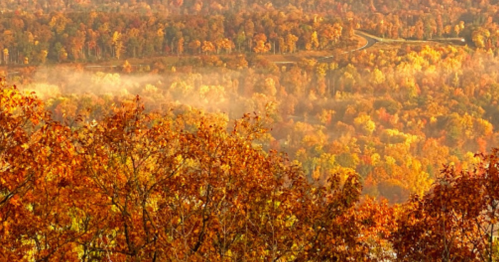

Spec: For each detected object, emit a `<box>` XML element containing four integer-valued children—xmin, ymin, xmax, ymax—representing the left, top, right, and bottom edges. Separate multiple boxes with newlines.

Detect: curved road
<box><xmin>317</xmin><ymin>30</ymin><xmax>378</xmax><ymax>61</ymax></box>
<box><xmin>283</xmin><ymin>30</ymin><xmax>465</xmax><ymax>64</ymax></box>
<box><xmin>273</xmin><ymin>30</ymin><xmax>379</xmax><ymax>64</ymax></box>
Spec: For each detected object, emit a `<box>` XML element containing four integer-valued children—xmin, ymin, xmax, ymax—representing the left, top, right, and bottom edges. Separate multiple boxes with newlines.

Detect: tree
<box><xmin>310</xmin><ymin>31</ymin><xmax>319</xmax><ymax>50</ymax></box>
<box><xmin>253</xmin><ymin>33</ymin><xmax>271</xmax><ymax>53</ymax></box>
<box><xmin>0</xmin><ymin>84</ymin><xmax>70</xmax><ymax>261</ymax></box>
<box><xmin>0</xmin><ymin>82</ymin><xmax>391</xmax><ymax>261</ymax></box>
<box><xmin>188</xmin><ymin>39</ymin><xmax>201</xmax><ymax>54</ymax></box>
<box><xmin>393</xmin><ymin>149</ymin><xmax>499</xmax><ymax>262</ymax></box>
<box><xmin>354</xmin><ymin>114</ymin><xmax>376</xmax><ymax>136</ymax></box>
<box><xmin>3</xmin><ymin>48</ymin><xmax>8</xmax><ymax>64</ymax></box>
<box><xmin>176</xmin><ymin>37</ymin><xmax>184</xmax><ymax>55</ymax></box>
<box><xmin>201</xmin><ymin>40</ymin><xmax>216</xmax><ymax>54</ymax></box>
<box><xmin>285</xmin><ymin>33</ymin><xmax>299</xmax><ymax>53</ymax></box>
<box><xmin>112</xmin><ymin>31</ymin><xmax>124</xmax><ymax>59</ymax></box>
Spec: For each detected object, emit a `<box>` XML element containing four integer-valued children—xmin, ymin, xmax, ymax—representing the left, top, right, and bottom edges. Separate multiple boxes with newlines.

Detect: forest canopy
<box><xmin>2</xmin><ymin>0</ymin><xmax>499</xmax><ymax>260</ymax></box>
<box><xmin>2</xmin><ymin>77</ymin><xmax>499</xmax><ymax>261</ymax></box>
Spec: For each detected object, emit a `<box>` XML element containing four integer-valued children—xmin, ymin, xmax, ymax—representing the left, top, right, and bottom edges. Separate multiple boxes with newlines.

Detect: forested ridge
<box><xmin>2</xmin><ymin>0</ymin><xmax>499</xmax><ymax>261</ymax></box>
<box><xmin>2</xmin><ymin>0</ymin><xmax>499</xmax><ymax>63</ymax></box>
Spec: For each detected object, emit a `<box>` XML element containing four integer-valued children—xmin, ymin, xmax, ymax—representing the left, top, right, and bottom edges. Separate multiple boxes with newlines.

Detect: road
<box><xmin>354</xmin><ymin>32</ymin><xmax>378</xmax><ymax>50</ymax></box>
<box><xmin>317</xmin><ymin>30</ymin><xmax>379</xmax><ymax>61</ymax></box>
<box><xmin>282</xmin><ymin>31</ymin><xmax>465</xmax><ymax>63</ymax></box>
<box><xmin>274</xmin><ymin>31</ymin><xmax>379</xmax><ymax>65</ymax></box>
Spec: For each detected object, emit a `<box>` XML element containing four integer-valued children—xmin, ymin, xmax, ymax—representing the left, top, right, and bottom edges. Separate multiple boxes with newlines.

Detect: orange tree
<box><xmin>0</xmin><ymin>83</ymin><xmax>86</xmax><ymax>260</ymax></box>
<box><xmin>392</xmin><ymin>149</ymin><xmax>499</xmax><ymax>262</ymax></box>
<box><xmin>0</xmin><ymin>83</ymin><xmax>395</xmax><ymax>261</ymax></box>
<box><xmin>72</xmin><ymin>98</ymin><xmax>387</xmax><ymax>261</ymax></box>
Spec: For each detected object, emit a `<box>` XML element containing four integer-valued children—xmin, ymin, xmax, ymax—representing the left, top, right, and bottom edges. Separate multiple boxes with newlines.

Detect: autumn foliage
<box><xmin>0</xmin><ymin>83</ymin><xmax>395</xmax><ymax>261</ymax></box>
<box><xmin>393</xmin><ymin>149</ymin><xmax>499</xmax><ymax>261</ymax></box>
<box><xmin>3</xmin><ymin>0</ymin><xmax>499</xmax><ymax>258</ymax></box>
<box><xmin>2</xmin><ymin>0</ymin><xmax>499</xmax><ymax>64</ymax></box>
<box><xmin>3</xmin><ymin>66</ymin><xmax>499</xmax><ymax>261</ymax></box>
